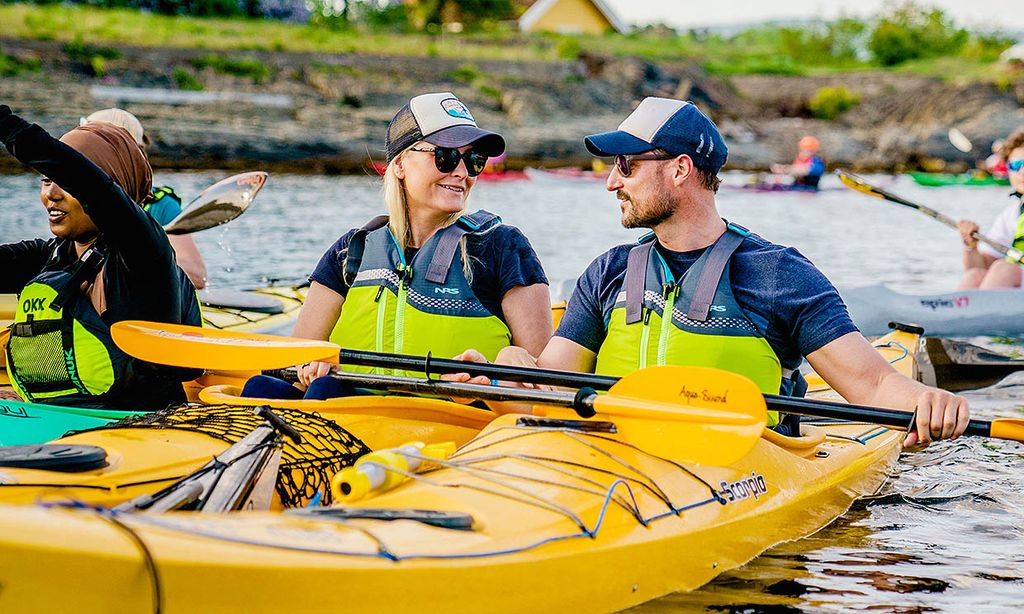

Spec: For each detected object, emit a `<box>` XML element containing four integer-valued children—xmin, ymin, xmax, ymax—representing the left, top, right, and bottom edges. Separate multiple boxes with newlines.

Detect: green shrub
<box><xmin>868</xmin><ymin>3</ymin><xmax>967</xmax><ymax>66</ymax></box>
<box><xmin>63</xmin><ymin>38</ymin><xmax>121</xmax><ymax>62</ymax></box>
<box><xmin>555</xmin><ymin>36</ymin><xmax>581</xmax><ymax>60</ymax></box>
<box><xmin>89</xmin><ymin>55</ymin><xmax>107</xmax><ymax>78</ymax></box>
<box><xmin>0</xmin><ymin>51</ymin><xmax>41</xmax><ymax>77</ymax></box>
<box><xmin>476</xmin><ymin>82</ymin><xmax>501</xmax><ymax>102</ymax></box>
<box><xmin>807</xmin><ymin>86</ymin><xmax>860</xmax><ymax>119</ymax></box>
<box><xmin>190</xmin><ymin>53</ymin><xmax>273</xmax><ymax>83</ymax></box>
<box><xmin>172</xmin><ymin>67</ymin><xmax>204</xmax><ymax>90</ymax></box>
<box><xmin>960</xmin><ymin>32</ymin><xmax>1015</xmax><ymax>62</ymax></box>
<box><xmin>448</xmin><ymin>63</ymin><xmax>480</xmax><ymax>83</ymax></box>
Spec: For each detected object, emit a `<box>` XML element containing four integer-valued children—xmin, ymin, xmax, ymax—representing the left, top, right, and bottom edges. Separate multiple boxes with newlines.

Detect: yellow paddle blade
<box><xmin>536</xmin><ymin>366</ymin><xmax>767</xmax><ymax>465</ymax></box>
<box><xmin>111</xmin><ymin>320</ymin><xmax>339</xmax><ymax>371</ymax></box>
<box><xmin>836</xmin><ymin>171</ymin><xmax>880</xmax><ymax>198</ymax></box>
<box><xmin>990</xmin><ymin>418</ymin><xmax>1024</xmax><ymax>442</ymax></box>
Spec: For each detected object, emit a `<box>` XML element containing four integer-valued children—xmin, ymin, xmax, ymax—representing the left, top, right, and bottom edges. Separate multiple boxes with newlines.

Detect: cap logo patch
<box><xmin>696</xmin><ymin>133</ymin><xmax>705</xmax><ymax>154</ymax></box>
<box><xmin>441</xmin><ymin>98</ymin><xmax>474</xmax><ymax>121</ymax></box>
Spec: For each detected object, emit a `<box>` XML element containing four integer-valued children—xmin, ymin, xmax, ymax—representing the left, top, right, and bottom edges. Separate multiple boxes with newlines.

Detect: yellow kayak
<box><xmin>0</xmin><ymin>331</ymin><xmax>913</xmax><ymax>613</ymax></box>
<box><xmin>0</xmin><ymin>397</ymin><xmax>492</xmax><ymax>508</ymax></box>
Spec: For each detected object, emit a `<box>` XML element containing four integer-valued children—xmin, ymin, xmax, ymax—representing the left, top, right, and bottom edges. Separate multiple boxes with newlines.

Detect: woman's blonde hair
<box><xmin>382</xmin><ymin>148</ymin><xmax>474</xmax><ymax>280</ymax></box>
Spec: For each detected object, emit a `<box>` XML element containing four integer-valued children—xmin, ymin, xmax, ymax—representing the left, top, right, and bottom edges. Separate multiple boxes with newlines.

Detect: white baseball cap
<box><xmin>81</xmin><ymin>108</ymin><xmax>149</xmax><ymax>147</ymax></box>
<box><xmin>385</xmin><ymin>92</ymin><xmax>504</xmax><ymax>162</ymax></box>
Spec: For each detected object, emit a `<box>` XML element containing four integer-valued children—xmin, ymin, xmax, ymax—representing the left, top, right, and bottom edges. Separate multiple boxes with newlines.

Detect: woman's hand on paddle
<box><xmin>442</xmin><ymin>349</ymin><xmax>494</xmax><ymax>405</ymax></box>
<box><xmin>904</xmin><ymin>389</ymin><xmax>970</xmax><ymax>449</ymax></box>
<box><xmin>957</xmin><ymin>220</ymin><xmax>979</xmax><ymax>249</ymax></box>
<box><xmin>296</xmin><ymin>360</ymin><xmax>336</xmax><ymax>390</ymax></box>
<box><xmin>443</xmin><ymin>347</ymin><xmax>546</xmax><ymax>412</ymax></box>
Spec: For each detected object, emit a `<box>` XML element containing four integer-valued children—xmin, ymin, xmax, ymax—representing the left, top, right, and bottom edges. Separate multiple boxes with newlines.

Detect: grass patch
<box><xmin>0</xmin><ymin>49</ymin><xmax>41</xmax><ymax>76</ymax></box>
<box><xmin>0</xmin><ymin>3</ymin><xmax>1012</xmax><ymax>82</ymax></box>
<box><xmin>189</xmin><ymin>53</ymin><xmax>272</xmax><ymax>83</ymax></box>
<box><xmin>172</xmin><ymin>67</ymin><xmax>204</xmax><ymax>90</ymax></box>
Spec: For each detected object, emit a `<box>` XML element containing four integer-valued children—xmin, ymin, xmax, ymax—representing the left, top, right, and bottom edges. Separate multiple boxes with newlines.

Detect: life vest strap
<box><xmin>9</xmin><ymin>320</ymin><xmax>62</xmax><ymax>337</ymax></box>
<box><xmin>624</xmin><ymin>241</ymin><xmax>654</xmax><ymax>325</ymax></box>
<box><xmin>343</xmin><ymin>215</ymin><xmax>390</xmax><ymax>287</ymax></box>
<box><xmin>686</xmin><ymin>225</ymin><xmax>746</xmax><ymax>322</ymax></box>
<box><xmin>50</xmin><ymin>241</ymin><xmax>107</xmax><ymax>311</ymax></box>
<box><xmin>424</xmin><ymin>211</ymin><xmax>500</xmax><ymax>285</ymax></box>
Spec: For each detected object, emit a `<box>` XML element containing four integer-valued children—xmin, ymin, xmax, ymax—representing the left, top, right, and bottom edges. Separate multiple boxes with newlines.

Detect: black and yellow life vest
<box><xmin>6</xmin><ymin>242</ymin><xmax>199</xmax><ymax>407</ymax></box>
<box><xmin>594</xmin><ymin>224</ymin><xmax>804</xmax><ymax>427</ymax></box>
<box><xmin>329</xmin><ymin>211</ymin><xmax>512</xmax><ymax>374</ymax></box>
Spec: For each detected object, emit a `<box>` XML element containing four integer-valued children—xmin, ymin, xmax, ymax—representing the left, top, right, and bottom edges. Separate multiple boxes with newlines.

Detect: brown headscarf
<box><xmin>59</xmin><ymin>123</ymin><xmax>153</xmax><ymax>205</ymax></box>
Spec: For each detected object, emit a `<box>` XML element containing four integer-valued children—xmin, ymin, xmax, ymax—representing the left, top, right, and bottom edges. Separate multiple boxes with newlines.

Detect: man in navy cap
<box><xmin>457</xmin><ymin>97</ymin><xmax>969</xmax><ymax>447</ymax></box>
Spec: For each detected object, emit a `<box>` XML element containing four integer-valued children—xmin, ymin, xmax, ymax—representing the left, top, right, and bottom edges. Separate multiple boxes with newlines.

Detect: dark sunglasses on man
<box><xmin>614</xmin><ymin>150</ymin><xmax>675</xmax><ymax>177</ymax></box>
<box><xmin>409</xmin><ymin>146</ymin><xmax>489</xmax><ymax>177</ymax></box>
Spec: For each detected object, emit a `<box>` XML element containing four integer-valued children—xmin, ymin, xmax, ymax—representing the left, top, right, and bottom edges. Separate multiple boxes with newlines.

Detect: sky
<box><xmin>602</xmin><ymin>0</ymin><xmax>1022</xmax><ymax>32</ymax></box>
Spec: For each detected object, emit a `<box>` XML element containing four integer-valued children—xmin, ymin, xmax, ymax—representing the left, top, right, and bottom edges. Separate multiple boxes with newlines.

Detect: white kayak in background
<box><xmin>842</xmin><ymin>284</ymin><xmax>1024</xmax><ymax>337</ymax></box>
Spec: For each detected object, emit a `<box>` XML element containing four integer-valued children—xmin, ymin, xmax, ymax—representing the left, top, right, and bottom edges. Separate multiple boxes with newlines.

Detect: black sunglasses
<box><xmin>614</xmin><ymin>152</ymin><xmax>674</xmax><ymax>177</ymax></box>
<box><xmin>409</xmin><ymin>146</ymin><xmax>489</xmax><ymax>177</ymax></box>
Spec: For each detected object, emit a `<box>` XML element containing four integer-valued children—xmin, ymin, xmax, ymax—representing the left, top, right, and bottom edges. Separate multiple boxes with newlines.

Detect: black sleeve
<box><xmin>0</xmin><ymin>238</ymin><xmax>53</xmax><ymax>293</ymax></box>
<box><xmin>0</xmin><ymin>105</ymin><xmax>171</xmax><ymax>272</ymax></box>
<box><xmin>309</xmin><ymin>230</ymin><xmax>358</xmax><ymax>298</ymax></box>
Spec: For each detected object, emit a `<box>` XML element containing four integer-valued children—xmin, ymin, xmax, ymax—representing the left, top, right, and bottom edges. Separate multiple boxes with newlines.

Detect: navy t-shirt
<box><xmin>556</xmin><ymin>231</ymin><xmax>857</xmax><ymax>371</ymax></box>
<box><xmin>311</xmin><ymin>223</ymin><xmax>548</xmax><ymax>322</ymax></box>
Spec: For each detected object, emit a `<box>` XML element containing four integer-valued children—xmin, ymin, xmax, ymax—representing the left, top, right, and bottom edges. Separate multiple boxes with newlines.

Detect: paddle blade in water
<box><xmin>538</xmin><ymin>366</ymin><xmax>767</xmax><ymax>465</ymax></box>
<box><xmin>163</xmin><ymin>171</ymin><xmax>268</xmax><ymax>234</ymax></box>
<box><xmin>111</xmin><ymin>320</ymin><xmax>339</xmax><ymax>371</ymax></box>
<box><xmin>949</xmin><ymin>128</ymin><xmax>973</xmax><ymax>153</ymax></box>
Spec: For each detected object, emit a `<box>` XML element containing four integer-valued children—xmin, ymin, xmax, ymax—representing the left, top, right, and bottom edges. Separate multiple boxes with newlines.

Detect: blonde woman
<box><xmin>243</xmin><ymin>92</ymin><xmax>551</xmax><ymax>399</ymax></box>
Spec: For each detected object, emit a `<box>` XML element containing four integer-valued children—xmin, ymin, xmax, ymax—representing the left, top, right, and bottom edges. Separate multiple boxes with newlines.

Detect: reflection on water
<box><xmin>2</xmin><ymin>171</ymin><xmax>1023</xmax><ymax>610</ymax></box>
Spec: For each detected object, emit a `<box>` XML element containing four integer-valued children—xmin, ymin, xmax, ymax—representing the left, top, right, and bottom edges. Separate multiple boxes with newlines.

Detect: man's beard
<box><xmin>619</xmin><ymin>189</ymin><xmax>676</xmax><ymax>229</ymax></box>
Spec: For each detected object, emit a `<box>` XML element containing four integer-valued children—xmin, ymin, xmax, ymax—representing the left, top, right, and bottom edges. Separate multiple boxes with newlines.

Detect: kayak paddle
<box><xmin>162</xmin><ymin>171</ymin><xmax>267</xmax><ymax>235</ymax></box>
<box><xmin>836</xmin><ymin>170</ymin><xmax>1024</xmax><ymax>266</ymax></box>
<box><xmin>278</xmin><ymin>365</ymin><xmax>768</xmax><ymax>465</ymax></box>
<box><xmin>111</xmin><ymin>321</ymin><xmax>1024</xmax><ymax>444</ymax></box>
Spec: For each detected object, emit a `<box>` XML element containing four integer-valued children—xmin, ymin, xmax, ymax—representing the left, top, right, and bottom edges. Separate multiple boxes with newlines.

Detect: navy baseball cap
<box><xmin>386</xmin><ymin>92</ymin><xmax>505</xmax><ymax>162</ymax></box>
<box><xmin>585</xmin><ymin>98</ymin><xmax>728</xmax><ymax>173</ymax></box>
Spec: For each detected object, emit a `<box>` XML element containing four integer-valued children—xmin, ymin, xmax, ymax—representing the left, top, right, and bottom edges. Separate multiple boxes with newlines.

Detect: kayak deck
<box><xmin>0</xmin><ymin>398</ymin><xmax>492</xmax><ymax>507</ymax></box>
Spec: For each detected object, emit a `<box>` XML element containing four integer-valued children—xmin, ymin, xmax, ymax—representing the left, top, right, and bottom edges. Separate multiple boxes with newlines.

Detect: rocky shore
<box><xmin>2</xmin><ymin>38</ymin><xmax>1024</xmax><ymax>174</ymax></box>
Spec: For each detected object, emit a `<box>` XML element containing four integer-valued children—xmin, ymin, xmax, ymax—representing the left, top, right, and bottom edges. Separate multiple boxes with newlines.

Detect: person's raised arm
<box><xmin>0</xmin><ymin>105</ymin><xmax>164</xmax><ymax>266</ymax></box>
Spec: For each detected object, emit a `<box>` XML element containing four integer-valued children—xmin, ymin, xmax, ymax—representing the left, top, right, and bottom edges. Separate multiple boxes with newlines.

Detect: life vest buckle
<box><xmin>9</xmin><ymin>322</ymin><xmax>34</xmax><ymax>337</ymax></box>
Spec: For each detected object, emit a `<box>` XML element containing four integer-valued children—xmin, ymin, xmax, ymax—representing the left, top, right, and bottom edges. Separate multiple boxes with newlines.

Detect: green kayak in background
<box><xmin>0</xmin><ymin>399</ymin><xmax>143</xmax><ymax>446</ymax></box>
<box><xmin>909</xmin><ymin>172</ymin><xmax>1010</xmax><ymax>187</ymax></box>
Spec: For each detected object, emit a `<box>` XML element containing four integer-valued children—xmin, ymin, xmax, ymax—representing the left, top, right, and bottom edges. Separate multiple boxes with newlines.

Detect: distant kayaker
<box><xmin>957</xmin><ymin>129</ymin><xmax>1024</xmax><ymax>289</ymax></box>
<box><xmin>453</xmin><ymin>97</ymin><xmax>969</xmax><ymax>448</ymax></box>
<box><xmin>0</xmin><ymin>105</ymin><xmax>202</xmax><ymax>409</ymax></box>
<box><xmin>82</xmin><ymin>108</ymin><xmax>208</xmax><ymax>288</ymax></box>
<box><xmin>771</xmin><ymin>135</ymin><xmax>826</xmax><ymax>188</ymax></box>
<box><xmin>242</xmin><ymin>92</ymin><xmax>552</xmax><ymax>400</ymax></box>
<box><xmin>984</xmin><ymin>139</ymin><xmax>1008</xmax><ymax>179</ymax></box>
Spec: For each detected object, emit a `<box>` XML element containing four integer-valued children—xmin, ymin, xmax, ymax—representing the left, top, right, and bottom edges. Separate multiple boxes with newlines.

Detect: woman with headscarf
<box><xmin>243</xmin><ymin>92</ymin><xmax>552</xmax><ymax>399</ymax></box>
<box><xmin>0</xmin><ymin>105</ymin><xmax>202</xmax><ymax>409</ymax></box>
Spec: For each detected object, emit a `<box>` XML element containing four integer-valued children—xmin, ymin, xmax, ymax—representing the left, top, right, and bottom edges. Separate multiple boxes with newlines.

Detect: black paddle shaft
<box><xmin>774</xmin><ymin>396</ymin><xmax>993</xmax><ymax>436</ymax></box>
<box><xmin>324</xmin><ymin>370</ymin><xmax>600</xmax><ymax>417</ymax></box>
<box><xmin>330</xmin><ymin>348</ymin><xmax>996</xmax><ymax>435</ymax></box>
